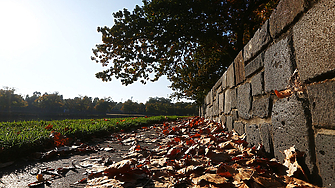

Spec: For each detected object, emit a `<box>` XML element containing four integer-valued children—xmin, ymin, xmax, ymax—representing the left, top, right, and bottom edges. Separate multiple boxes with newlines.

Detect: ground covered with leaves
<box><xmin>40</xmin><ymin>116</ymin><xmax>320</xmax><ymax>188</ymax></box>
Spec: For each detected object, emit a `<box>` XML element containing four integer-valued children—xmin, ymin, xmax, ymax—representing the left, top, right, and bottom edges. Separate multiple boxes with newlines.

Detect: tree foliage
<box><xmin>92</xmin><ymin>0</ymin><xmax>278</xmax><ymax>104</ymax></box>
<box><xmin>0</xmin><ymin>87</ymin><xmax>28</xmax><ymax>111</ymax></box>
<box><xmin>0</xmin><ymin>89</ymin><xmax>197</xmax><ymax>116</ymax></box>
<box><xmin>94</xmin><ymin>97</ymin><xmax>116</xmax><ymax>113</ymax></box>
<box><xmin>34</xmin><ymin>92</ymin><xmax>64</xmax><ymax>111</ymax></box>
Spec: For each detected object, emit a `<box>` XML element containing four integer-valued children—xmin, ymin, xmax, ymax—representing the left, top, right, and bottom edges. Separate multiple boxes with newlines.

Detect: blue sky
<box><xmin>0</xmin><ymin>0</ymin><xmax>183</xmax><ymax>103</ymax></box>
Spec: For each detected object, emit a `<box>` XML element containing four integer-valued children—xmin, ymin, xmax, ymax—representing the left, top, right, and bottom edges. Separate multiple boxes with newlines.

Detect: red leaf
<box><xmin>190</xmin><ymin>133</ymin><xmax>201</xmax><ymax>138</ymax></box>
<box><xmin>174</xmin><ymin>137</ymin><xmax>181</xmax><ymax>142</ymax></box>
<box><xmin>218</xmin><ymin>171</ymin><xmax>233</xmax><ymax>178</ymax></box>
<box><xmin>163</xmin><ymin>129</ymin><xmax>170</xmax><ymax>135</ymax></box>
<box><xmin>45</xmin><ymin>124</ymin><xmax>53</xmax><ymax>130</ymax></box>
<box><xmin>186</xmin><ymin>139</ymin><xmax>196</xmax><ymax>146</ymax></box>
<box><xmin>167</xmin><ymin>148</ymin><xmax>181</xmax><ymax>159</ymax></box>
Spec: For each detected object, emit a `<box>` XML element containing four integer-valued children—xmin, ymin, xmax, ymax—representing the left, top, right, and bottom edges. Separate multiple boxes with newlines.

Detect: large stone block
<box><xmin>237</xmin><ymin>83</ymin><xmax>252</xmax><ymax>119</ymax></box>
<box><xmin>251</xmin><ymin>72</ymin><xmax>264</xmax><ymax>96</ymax></box>
<box><xmin>205</xmin><ymin>106</ymin><xmax>209</xmax><ymax>118</ymax></box>
<box><xmin>219</xmin><ymin>115</ymin><xmax>226</xmax><ymax>127</ymax></box>
<box><xmin>315</xmin><ymin>129</ymin><xmax>335</xmax><ymax>187</ymax></box>
<box><xmin>245</xmin><ymin>124</ymin><xmax>261</xmax><ymax>147</ymax></box>
<box><xmin>209</xmin><ymin>89</ymin><xmax>213</xmax><ymax>106</ymax></box>
<box><xmin>272</xmin><ymin>95</ymin><xmax>314</xmax><ymax>172</ymax></box>
<box><xmin>226</xmin><ymin>116</ymin><xmax>233</xmax><ymax>132</ymax></box>
<box><xmin>224</xmin><ymin>89</ymin><xmax>231</xmax><ymax>115</ymax></box>
<box><xmin>226</xmin><ymin>111</ymin><xmax>238</xmax><ymax>132</ymax></box>
<box><xmin>208</xmin><ymin>106</ymin><xmax>213</xmax><ymax>120</ymax></box>
<box><xmin>199</xmin><ymin>105</ymin><xmax>204</xmax><ymax>117</ymax></box>
<box><xmin>264</xmin><ymin>37</ymin><xmax>294</xmax><ymax>93</ymax></box>
<box><xmin>221</xmin><ymin>72</ymin><xmax>227</xmax><ymax>89</ymax></box>
<box><xmin>219</xmin><ymin>92</ymin><xmax>224</xmax><ymax>115</ymax></box>
<box><xmin>213</xmin><ymin>98</ymin><xmax>219</xmax><ymax>117</ymax></box>
<box><xmin>214</xmin><ymin>76</ymin><xmax>222</xmax><ymax>92</ymax></box>
<box><xmin>269</xmin><ymin>0</ymin><xmax>308</xmax><ymax>38</ymax></box>
<box><xmin>244</xmin><ymin>20</ymin><xmax>271</xmax><ymax>62</ymax></box>
<box><xmin>231</xmin><ymin>88</ymin><xmax>237</xmax><ymax>110</ymax></box>
<box><xmin>234</xmin><ymin>121</ymin><xmax>245</xmax><ymax>135</ymax></box>
<box><xmin>224</xmin><ymin>88</ymin><xmax>237</xmax><ymax>115</ymax></box>
<box><xmin>245</xmin><ymin>52</ymin><xmax>264</xmax><ymax>78</ymax></box>
<box><xmin>293</xmin><ymin>0</ymin><xmax>335</xmax><ymax>82</ymax></box>
<box><xmin>234</xmin><ymin>51</ymin><xmax>245</xmax><ymax>85</ymax></box>
<box><xmin>252</xmin><ymin>95</ymin><xmax>271</xmax><ymax>118</ymax></box>
<box><xmin>227</xmin><ymin>63</ymin><xmax>235</xmax><ymax>88</ymax></box>
<box><xmin>259</xmin><ymin>123</ymin><xmax>274</xmax><ymax>157</ymax></box>
<box><xmin>208</xmin><ymin>106</ymin><xmax>213</xmax><ymax>118</ymax></box>
<box><xmin>307</xmin><ymin>80</ymin><xmax>335</xmax><ymax>128</ymax></box>
<box><xmin>205</xmin><ymin>92</ymin><xmax>210</xmax><ymax>105</ymax></box>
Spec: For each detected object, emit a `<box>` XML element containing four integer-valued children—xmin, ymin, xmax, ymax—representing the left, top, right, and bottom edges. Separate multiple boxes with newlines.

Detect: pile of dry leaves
<box><xmin>58</xmin><ymin>116</ymin><xmax>318</xmax><ymax>188</ymax></box>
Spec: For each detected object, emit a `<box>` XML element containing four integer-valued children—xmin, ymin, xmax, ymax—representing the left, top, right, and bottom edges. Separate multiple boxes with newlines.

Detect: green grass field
<box><xmin>0</xmin><ymin>116</ymin><xmax>185</xmax><ymax>154</ymax></box>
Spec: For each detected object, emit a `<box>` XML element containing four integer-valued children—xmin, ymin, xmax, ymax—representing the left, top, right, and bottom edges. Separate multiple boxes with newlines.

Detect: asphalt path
<box><xmin>0</xmin><ymin>123</ymin><xmax>163</xmax><ymax>188</ymax></box>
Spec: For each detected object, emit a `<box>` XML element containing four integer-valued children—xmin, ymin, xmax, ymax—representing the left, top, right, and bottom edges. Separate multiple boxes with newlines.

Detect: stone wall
<box><xmin>200</xmin><ymin>0</ymin><xmax>335</xmax><ymax>187</ymax></box>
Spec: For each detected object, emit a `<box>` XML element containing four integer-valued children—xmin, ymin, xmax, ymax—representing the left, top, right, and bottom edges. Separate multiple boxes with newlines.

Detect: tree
<box><xmin>94</xmin><ymin>97</ymin><xmax>116</xmax><ymax>113</ymax></box>
<box><xmin>34</xmin><ymin>92</ymin><xmax>64</xmax><ymax>111</ymax></box>
<box><xmin>92</xmin><ymin>0</ymin><xmax>278</xmax><ymax>104</ymax></box>
<box><xmin>25</xmin><ymin>91</ymin><xmax>41</xmax><ymax>108</ymax></box>
<box><xmin>0</xmin><ymin>87</ymin><xmax>28</xmax><ymax>111</ymax></box>
<box><xmin>145</xmin><ymin>97</ymin><xmax>172</xmax><ymax>115</ymax></box>
<box><xmin>121</xmin><ymin>99</ymin><xmax>138</xmax><ymax>113</ymax></box>
<box><xmin>64</xmin><ymin>96</ymin><xmax>94</xmax><ymax>112</ymax></box>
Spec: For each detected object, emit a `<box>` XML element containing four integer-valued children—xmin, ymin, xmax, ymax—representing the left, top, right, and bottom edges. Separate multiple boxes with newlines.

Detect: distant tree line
<box><xmin>0</xmin><ymin>87</ymin><xmax>197</xmax><ymax>116</ymax></box>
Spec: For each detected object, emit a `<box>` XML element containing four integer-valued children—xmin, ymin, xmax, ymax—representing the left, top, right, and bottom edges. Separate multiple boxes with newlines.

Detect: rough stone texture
<box><xmin>205</xmin><ymin>106</ymin><xmax>209</xmax><ymax>118</ymax></box>
<box><xmin>207</xmin><ymin>106</ymin><xmax>213</xmax><ymax>119</ymax></box>
<box><xmin>307</xmin><ymin>80</ymin><xmax>335</xmax><ymax>128</ymax></box>
<box><xmin>251</xmin><ymin>72</ymin><xmax>264</xmax><ymax>96</ymax></box>
<box><xmin>221</xmin><ymin>72</ymin><xmax>227</xmax><ymax>89</ymax></box>
<box><xmin>224</xmin><ymin>89</ymin><xmax>231</xmax><ymax>115</ymax></box>
<box><xmin>205</xmin><ymin>92</ymin><xmax>209</xmax><ymax>105</ymax></box>
<box><xmin>272</xmin><ymin>95</ymin><xmax>314</xmax><ymax>172</ymax></box>
<box><xmin>209</xmin><ymin>89</ymin><xmax>213</xmax><ymax>106</ymax></box>
<box><xmin>259</xmin><ymin>123</ymin><xmax>274</xmax><ymax>157</ymax></box>
<box><xmin>214</xmin><ymin>76</ymin><xmax>222</xmax><ymax>91</ymax></box>
<box><xmin>234</xmin><ymin>51</ymin><xmax>245</xmax><ymax>85</ymax></box>
<box><xmin>231</xmin><ymin>110</ymin><xmax>238</xmax><ymax>122</ymax></box>
<box><xmin>245</xmin><ymin>52</ymin><xmax>264</xmax><ymax>78</ymax></box>
<box><xmin>315</xmin><ymin>129</ymin><xmax>335</xmax><ymax>187</ymax></box>
<box><xmin>269</xmin><ymin>0</ymin><xmax>308</xmax><ymax>38</ymax></box>
<box><xmin>219</xmin><ymin>92</ymin><xmax>224</xmax><ymax>115</ymax></box>
<box><xmin>225</xmin><ymin>110</ymin><xmax>238</xmax><ymax>132</ymax></box>
<box><xmin>264</xmin><ymin>37</ymin><xmax>294</xmax><ymax>93</ymax></box>
<box><xmin>226</xmin><ymin>116</ymin><xmax>233</xmax><ymax>132</ymax></box>
<box><xmin>224</xmin><ymin>88</ymin><xmax>237</xmax><ymax>115</ymax></box>
<box><xmin>293</xmin><ymin>0</ymin><xmax>335</xmax><ymax>82</ymax></box>
<box><xmin>245</xmin><ymin>124</ymin><xmax>261</xmax><ymax>147</ymax></box>
<box><xmin>244</xmin><ymin>20</ymin><xmax>271</xmax><ymax>62</ymax></box>
<box><xmin>237</xmin><ymin>83</ymin><xmax>252</xmax><ymax>120</ymax></box>
<box><xmin>234</xmin><ymin>121</ymin><xmax>245</xmax><ymax>135</ymax></box>
<box><xmin>213</xmin><ymin>99</ymin><xmax>219</xmax><ymax>117</ymax></box>
<box><xmin>231</xmin><ymin>88</ymin><xmax>237</xmax><ymax>109</ymax></box>
<box><xmin>227</xmin><ymin>63</ymin><xmax>235</xmax><ymax>88</ymax></box>
<box><xmin>199</xmin><ymin>105</ymin><xmax>204</xmax><ymax>117</ymax></box>
<box><xmin>219</xmin><ymin>115</ymin><xmax>226</xmax><ymax>126</ymax></box>
<box><xmin>252</xmin><ymin>95</ymin><xmax>271</xmax><ymax>118</ymax></box>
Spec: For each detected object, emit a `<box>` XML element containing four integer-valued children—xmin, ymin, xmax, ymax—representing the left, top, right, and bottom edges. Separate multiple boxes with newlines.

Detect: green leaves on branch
<box><xmin>92</xmin><ymin>0</ymin><xmax>279</xmax><ymax>104</ymax></box>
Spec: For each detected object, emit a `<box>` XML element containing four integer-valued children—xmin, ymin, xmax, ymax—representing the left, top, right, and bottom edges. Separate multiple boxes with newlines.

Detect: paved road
<box><xmin>0</xmin><ymin>124</ymin><xmax>162</xmax><ymax>188</ymax></box>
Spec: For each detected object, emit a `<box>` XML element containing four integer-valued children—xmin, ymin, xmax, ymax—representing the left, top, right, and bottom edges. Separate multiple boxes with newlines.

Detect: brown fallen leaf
<box><xmin>283</xmin><ymin>146</ymin><xmax>308</xmax><ymax>181</ymax></box>
<box><xmin>233</xmin><ymin>167</ymin><xmax>255</xmax><ymax>183</ymax></box>
<box><xmin>252</xmin><ymin>174</ymin><xmax>285</xmax><ymax>188</ymax></box>
<box><xmin>192</xmin><ymin>173</ymin><xmax>229</xmax><ymax>185</ymax></box>
<box><xmin>72</xmin><ymin>117</ymin><xmax>321</xmax><ymax>188</ymax></box>
<box><xmin>103</xmin><ymin>159</ymin><xmax>137</xmax><ymax>178</ymax></box>
<box><xmin>282</xmin><ymin>176</ymin><xmax>321</xmax><ymax>188</ymax></box>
